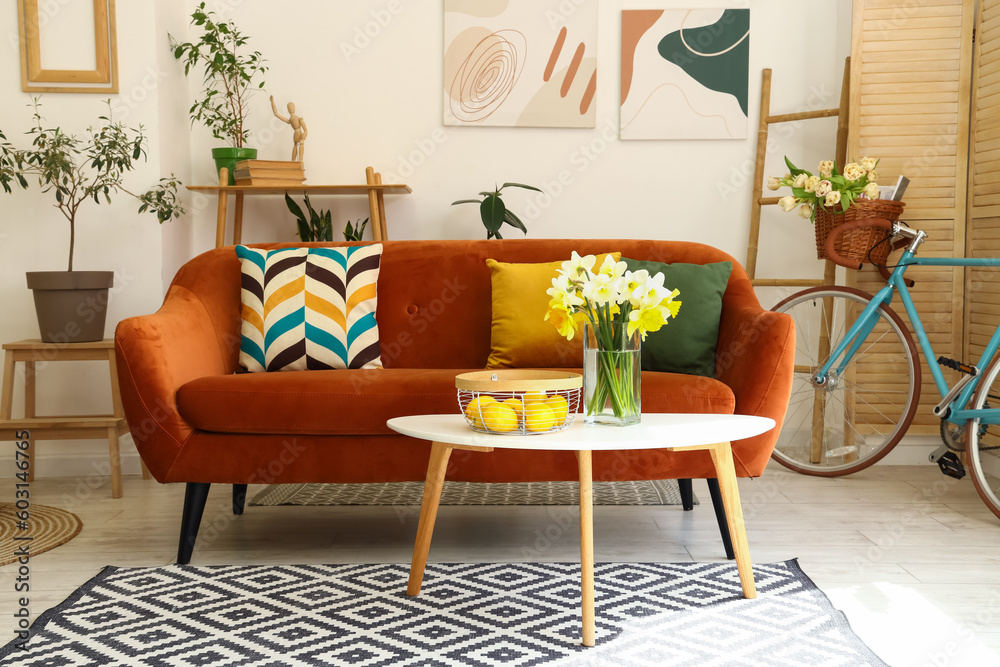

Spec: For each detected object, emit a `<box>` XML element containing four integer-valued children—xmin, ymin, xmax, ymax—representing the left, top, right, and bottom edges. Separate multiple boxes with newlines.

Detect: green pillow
<box><xmin>622</xmin><ymin>259</ymin><xmax>732</xmax><ymax>377</ymax></box>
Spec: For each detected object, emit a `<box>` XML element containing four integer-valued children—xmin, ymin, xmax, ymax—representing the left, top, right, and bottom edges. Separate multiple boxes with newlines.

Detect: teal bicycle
<box><xmin>771</xmin><ymin>218</ymin><xmax>1000</xmax><ymax>520</ymax></box>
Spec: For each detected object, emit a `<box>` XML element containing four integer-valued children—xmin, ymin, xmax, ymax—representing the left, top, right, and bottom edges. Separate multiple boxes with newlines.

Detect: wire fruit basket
<box><xmin>456</xmin><ymin>370</ymin><xmax>583</xmax><ymax>435</ymax></box>
<box><xmin>814</xmin><ymin>199</ymin><xmax>905</xmax><ymax>265</ymax></box>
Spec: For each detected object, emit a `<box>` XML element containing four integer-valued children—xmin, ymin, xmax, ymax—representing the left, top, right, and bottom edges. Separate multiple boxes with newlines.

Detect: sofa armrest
<box><xmin>114</xmin><ymin>285</ymin><xmax>236</xmax><ymax>481</ymax></box>
<box><xmin>715</xmin><ymin>303</ymin><xmax>795</xmax><ymax>475</ymax></box>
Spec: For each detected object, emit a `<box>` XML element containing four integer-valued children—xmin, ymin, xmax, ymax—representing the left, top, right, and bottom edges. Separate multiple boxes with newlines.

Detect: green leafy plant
<box><xmin>452</xmin><ymin>182</ymin><xmax>540</xmax><ymax>239</ymax></box>
<box><xmin>285</xmin><ymin>193</ymin><xmax>332</xmax><ymax>242</ymax></box>
<box><xmin>0</xmin><ymin>98</ymin><xmax>184</xmax><ymax>271</ymax></box>
<box><xmin>344</xmin><ymin>218</ymin><xmax>368</xmax><ymax>242</ymax></box>
<box><xmin>168</xmin><ymin>2</ymin><xmax>267</xmax><ymax>148</ymax></box>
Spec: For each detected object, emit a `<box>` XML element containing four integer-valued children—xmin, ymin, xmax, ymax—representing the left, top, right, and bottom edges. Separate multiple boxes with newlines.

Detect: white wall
<box><xmin>0</xmin><ymin>0</ymin><xmax>854</xmax><ymax>478</ymax></box>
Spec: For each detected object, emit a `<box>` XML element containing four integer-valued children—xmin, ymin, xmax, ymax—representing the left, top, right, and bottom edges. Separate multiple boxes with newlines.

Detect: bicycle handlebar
<box><xmin>824</xmin><ymin>218</ymin><xmax>896</xmax><ymax>271</ymax></box>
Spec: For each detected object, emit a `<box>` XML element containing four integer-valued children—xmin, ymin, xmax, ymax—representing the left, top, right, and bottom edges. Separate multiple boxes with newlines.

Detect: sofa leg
<box><xmin>707</xmin><ymin>478</ymin><xmax>736</xmax><ymax>560</ymax></box>
<box><xmin>678</xmin><ymin>478</ymin><xmax>695</xmax><ymax>511</ymax></box>
<box><xmin>177</xmin><ymin>482</ymin><xmax>211</xmax><ymax>565</ymax></box>
<box><xmin>233</xmin><ymin>484</ymin><xmax>248</xmax><ymax>515</ymax></box>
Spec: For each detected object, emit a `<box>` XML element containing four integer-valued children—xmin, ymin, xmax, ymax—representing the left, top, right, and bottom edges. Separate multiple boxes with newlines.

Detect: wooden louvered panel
<box><xmin>852</xmin><ymin>0</ymin><xmax>971</xmax><ymax>222</ymax></box>
<box><xmin>967</xmin><ymin>1</ymin><xmax>1000</xmax><ymax>366</ymax></box>
<box><xmin>968</xmin><ymin>215</ymin><xmax>1000</xmax><ymax>363</ymax></box>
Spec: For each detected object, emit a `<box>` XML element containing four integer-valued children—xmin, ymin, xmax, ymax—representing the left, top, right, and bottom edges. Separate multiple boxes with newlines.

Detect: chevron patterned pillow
<box><xmin>235</xmin><ymin>245</ymin><xmax>383</xmax><ymax>372</ymax></box>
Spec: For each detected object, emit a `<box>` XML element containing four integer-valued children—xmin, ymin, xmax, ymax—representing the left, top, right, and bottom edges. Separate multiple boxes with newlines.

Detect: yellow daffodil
<box><xmin>544</xmin><ymin>302</ymin><xmax>579</xmax><ymax>339</ymax></box>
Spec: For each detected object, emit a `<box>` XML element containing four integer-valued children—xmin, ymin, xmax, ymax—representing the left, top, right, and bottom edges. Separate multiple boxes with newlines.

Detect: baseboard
<box><xmin>1</xmin><ymin>436</ymin><xmax>147</xmax><ymax>479</ymax></box>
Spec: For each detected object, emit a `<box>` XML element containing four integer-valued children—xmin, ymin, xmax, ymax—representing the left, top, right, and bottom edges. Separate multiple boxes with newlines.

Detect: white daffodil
<box><xmin>561</xmin><ymin>251</ymin><xmax>597</xmax><ymax>278</ymax></box>
<box><xmin>582</xmin><ymin>273</ymin><xmax>616</xmax><ymax>305</ymax></box>
<box><xmin>597</xmin><ymin>254</ymin><xmax>628</xmax><ymax>281</ymax></box>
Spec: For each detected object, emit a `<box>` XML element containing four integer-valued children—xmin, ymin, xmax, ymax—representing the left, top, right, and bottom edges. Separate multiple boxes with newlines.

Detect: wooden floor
<box><xmin>2</xmin><ymin>463</ymin><xmax>1000</xmax><ymax>665</ymax></box>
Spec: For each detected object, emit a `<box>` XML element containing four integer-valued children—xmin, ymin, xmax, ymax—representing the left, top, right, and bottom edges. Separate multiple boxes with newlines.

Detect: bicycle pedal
<box><xmin>937</xmin><ymin>356</ymin><xmax>977</xmax><ymax>376</ymax></box>
<box><xmin>936</xmin><ymin>451</ymin><xmax>966</xmax><ymax>479</ymax></box>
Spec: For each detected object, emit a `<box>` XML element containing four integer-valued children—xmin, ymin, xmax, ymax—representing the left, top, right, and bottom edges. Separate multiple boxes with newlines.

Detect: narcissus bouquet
<box><xmin>545</xmin><ymin>253</ymin><xmax>681</xmax><ymax>421</ymax></box>
<box><xmin>769</xmin><ymin>156</ymin><xmax>881</xmax><ymax>222</ymax></box>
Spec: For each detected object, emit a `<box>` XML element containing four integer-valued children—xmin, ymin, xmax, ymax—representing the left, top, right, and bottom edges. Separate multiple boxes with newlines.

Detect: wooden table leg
<box><xmin>24</xmin><ymin>360</ymin><xmax>35</xmax><ymax>482</ymax></box>
<box><xmin>707</xmin><ymin>442</ymin><xmax>756</xmax><ymax>598</ymax></box>
<box><xmin>577</xmin><ymin>449</ymin><xmax>595</xmax><ymax>647</ymax></box>
<box><xmin>407</xmin><ymin>441</ymin><xmax>454</xmax><ymax>596</ymax></box>
<box><xmin>215</xmin><ymin>168</ymin><xmax>229</xmax><ymax>249</ymax></box>
<box><xmin>374</xmin><ymin>171</ymin><xmax>388</xmax><ymax>241</ymax></box>
<box><xmin>0</xmin><ymin>350</ymin><xmax>14</xmax><ymax>421</ymax></box>
<box><xmin>107</xmin><ymin>425</ymin><xmax>122</xmax><ymax>499</ymax></box>
<box><xmin>366</xmin><ymin>166</ymin><xmax>383</xmax><ymax>242</ymax></box>
<box><xmin>233</xmin><ymin>192</ymin><xmax>245</xmax><ymax>245</ymax></box>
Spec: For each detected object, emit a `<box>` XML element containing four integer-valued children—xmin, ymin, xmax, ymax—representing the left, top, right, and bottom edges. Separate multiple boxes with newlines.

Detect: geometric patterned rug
<box><xmin>0</xmin><ymin>560</ymin><xmax>886</xmax><ymax>666</ymax></box>
<box><xmin>250</xmin><ymin>478</ymin><xmax>692</xmax><ymax>507</ymax></box>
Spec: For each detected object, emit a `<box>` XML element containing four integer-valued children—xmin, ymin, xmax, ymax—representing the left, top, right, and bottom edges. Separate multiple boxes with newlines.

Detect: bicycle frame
<box><xmin>814</xmin><ymin>249</ymin><xmax>1000</xmax><ymax>426</ymax></box>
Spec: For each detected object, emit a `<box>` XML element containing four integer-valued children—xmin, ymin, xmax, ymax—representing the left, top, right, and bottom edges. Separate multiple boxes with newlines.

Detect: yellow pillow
<box><xmin>485</xmin><ymin>253</ymin><xmax>620</xmax><ymax>369</ymax></box>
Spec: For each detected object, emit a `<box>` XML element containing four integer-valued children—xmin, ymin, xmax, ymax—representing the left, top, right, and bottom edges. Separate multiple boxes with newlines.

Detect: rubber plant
<box><xmin>0</xmin><ymin>98</ymin><xmax>184</xmax><ymax>271</ymax></box>
<box><xmin>452</xmin><ymin>182</ymin><xmax>541</xmax><ymax>239</ymax></box>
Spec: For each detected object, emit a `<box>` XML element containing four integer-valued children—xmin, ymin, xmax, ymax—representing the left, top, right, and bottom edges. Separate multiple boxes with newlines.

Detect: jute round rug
<box><xmin>0</xmin><ymin>503</ymin><xmax>82</xmax><ymax>566</ymax></box>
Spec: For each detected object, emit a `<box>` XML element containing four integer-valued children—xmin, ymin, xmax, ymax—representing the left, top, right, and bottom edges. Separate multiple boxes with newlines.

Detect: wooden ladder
<box><xmin>745</xmin><ymin>57</ymin><xmax>852</xmax><ymax>290</ymax></box>
<box><xmin>746</xmin><ymin>58</ymin><xmax>855</xmax><ymax>466</ymax></box>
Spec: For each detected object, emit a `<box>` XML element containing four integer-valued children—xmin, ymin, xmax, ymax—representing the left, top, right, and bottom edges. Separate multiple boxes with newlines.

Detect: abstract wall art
<box><xmin>621</xmin><ymin>9</ymin><xmax>750</xmax><ymax>140</ymax></box>
<box><xmin>444</xmin><ymin>0</ymin><xmax>597</xmax><ymax>128</ymax></box>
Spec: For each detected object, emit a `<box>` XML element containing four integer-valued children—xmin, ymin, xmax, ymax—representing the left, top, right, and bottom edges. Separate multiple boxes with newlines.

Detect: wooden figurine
<box><xmin>270</xmin><ymin>95</ymin><xmax>308</xmax><ymax>166</ymax></box>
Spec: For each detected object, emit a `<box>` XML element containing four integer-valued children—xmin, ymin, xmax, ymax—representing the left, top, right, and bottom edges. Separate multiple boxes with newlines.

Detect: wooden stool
<box><xmin>0</xmin><ymin>339</ymin><xmax>150</xmax><ymax>498</ymax></box>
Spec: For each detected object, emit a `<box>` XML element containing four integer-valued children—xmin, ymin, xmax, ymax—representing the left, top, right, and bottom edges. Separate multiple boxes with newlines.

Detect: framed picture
<box><xmin>444</xmin><ymin>0</ymin><xmax>597</xmax><ymax>128</ymax></box>
<box><xmin>17</xmin><ymin>0</ymin><xmax>119</xmax><ymax>94</ymax></box>
<box><xmin>621</xmin><ymin>9</ymin><xmax>749</xmax><ymax>140</ymax></box>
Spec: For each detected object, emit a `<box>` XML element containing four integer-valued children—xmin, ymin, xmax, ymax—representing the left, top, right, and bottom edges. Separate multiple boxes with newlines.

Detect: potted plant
<box><xmin>452</xmin><ymin>182</ymin><xmax>540</xmax><ymax>239</ymax></box>
<box><xmin>285</xmin><ymin>193</ymin><xmax>332</xmax><ymax>241</ymax></box>
<box><xmin>169</xmin><ymin>2</ymin><xmax>268</xmax><ymax>185</ymax></box>
<box><xmin>0</xmin><ymin>99</ymin><xmax>184</xmax><ymax>343</ymax></box>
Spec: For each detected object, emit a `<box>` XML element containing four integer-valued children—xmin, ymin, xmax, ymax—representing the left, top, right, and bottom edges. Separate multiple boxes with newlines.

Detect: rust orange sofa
<box><xmin>114</xmin><ymin>239</ymin><xmax>794</xmax><ymax>563</ymax></box>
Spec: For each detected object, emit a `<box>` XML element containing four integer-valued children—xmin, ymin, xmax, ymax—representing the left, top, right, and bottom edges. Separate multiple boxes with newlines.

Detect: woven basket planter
<box><xmin>814</xmin><ymin>199</ymin><xmax>905</xmax><ymax>265</ymax></box>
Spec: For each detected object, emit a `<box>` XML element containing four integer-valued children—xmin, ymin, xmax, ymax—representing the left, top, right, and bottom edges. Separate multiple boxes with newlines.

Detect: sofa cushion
<box><xmin>175</xmin><ymin>369</ymin><xmax>735</xmax><ymax>435</ymax></box>
<box><xmin>485</xmin><ymin>253</ymin><xmax>619</xmax><ymax>369</ymax></box>
<box><xmin>622</xmin><ymin>259</ymin><xmax>732</xmax><ymax>377</ymax></box>
<box><xmin>235</xmin><ymin>244</ymin><xmax>383</xmax><ymax>372</ymax></box>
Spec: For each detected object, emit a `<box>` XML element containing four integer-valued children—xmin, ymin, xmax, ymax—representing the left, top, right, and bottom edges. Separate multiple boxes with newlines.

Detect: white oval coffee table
<box><xmin>387</xmin><ymin>413</ymin><xmax>775</xmax><ymax>647</ymax></box>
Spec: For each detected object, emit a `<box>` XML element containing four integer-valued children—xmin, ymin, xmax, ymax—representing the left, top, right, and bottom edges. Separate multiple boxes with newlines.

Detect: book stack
<box><xmin>234</xmin><ymin>160</ymin><xmax>306</xmax><ymax>186</ymax></box>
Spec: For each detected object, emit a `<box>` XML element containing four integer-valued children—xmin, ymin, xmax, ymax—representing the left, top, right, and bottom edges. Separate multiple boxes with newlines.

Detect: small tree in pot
<box><xmin>169</xmin><ymin>2</ymin><xmax>268</xmax><ymax>184</ymax></box>
<box><xmin>0</xmin><ymin>99</ymin><xmax>184</xmax><ymax>342</ymax></box>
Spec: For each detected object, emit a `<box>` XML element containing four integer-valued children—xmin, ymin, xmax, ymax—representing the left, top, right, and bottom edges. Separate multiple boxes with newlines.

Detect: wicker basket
<box><xmin>456</xmin><ymin>370</ymin><xmax>582</xmax><ymax>435</ymax></box>
<box><xmin>814</xmin><ymin>199</ymin><xmax>905</xmax><ymax>265</ymax></box>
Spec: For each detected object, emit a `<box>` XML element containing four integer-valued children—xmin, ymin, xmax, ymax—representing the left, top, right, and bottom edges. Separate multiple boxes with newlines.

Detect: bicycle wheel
<box><xmin>771</xmin><ymin>286</ymin><xmax>921</xmax><ymax>475</ymax></box>
<box><xmin>967</xmin><ymin>354</ymin><xmax>1000</xmax><ymax>520</ymax></box>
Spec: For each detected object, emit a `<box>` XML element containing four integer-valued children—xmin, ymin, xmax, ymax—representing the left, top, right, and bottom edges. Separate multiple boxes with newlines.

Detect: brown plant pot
<box><xmin>26</xmin><ymin>271</ymin><xmax>114</xmax><ymax>343</ymax></box>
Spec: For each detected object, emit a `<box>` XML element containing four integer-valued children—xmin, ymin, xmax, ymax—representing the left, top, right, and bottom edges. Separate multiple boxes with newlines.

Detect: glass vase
<box><xmin>582</xmin><ymin>321</ymin><xmax>641</xmax><ymax>426</ymax></box>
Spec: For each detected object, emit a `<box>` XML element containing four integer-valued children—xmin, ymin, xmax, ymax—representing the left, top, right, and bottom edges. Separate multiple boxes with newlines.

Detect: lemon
<box><xmin>545</xmin><ymin>395</ymin><xmax>569</xmax><ymax>425</ymax></box>
<box><xmin>481</xmin><ymin>402</ymin><xmax>519</xmax><ymax>433</ymax></box>
<box><xmin>522</xmin><ymin>390</ymin><xmax>548</xmax><ymax>403</ymax></box>
<box><xmin>464</xmin><ymin>395</ymin><xmax>496</xmax><ymax>426</ymax></box>
<box><xmin>524</xmin><ymin>402</ymin><xmax>556</xmax><ymax>432</ymax></box>
<box><xmin>503</xmin><ymin>397</ymin><xmax>524</xmax><ymax>420</ymax></box>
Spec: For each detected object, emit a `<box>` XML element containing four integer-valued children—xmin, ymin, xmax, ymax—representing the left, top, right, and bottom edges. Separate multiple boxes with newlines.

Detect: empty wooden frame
<box><xmin>17</xmin><ymin>0</ymin><xmax>118</xmax><ymax>93</ymax></box>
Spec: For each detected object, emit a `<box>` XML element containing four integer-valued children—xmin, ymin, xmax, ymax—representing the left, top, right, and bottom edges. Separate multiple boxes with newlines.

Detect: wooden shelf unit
<box><xmin>1</xmin><ymin>339</ymin><xmax>150</xmax><ymax>498</ymax></box>
<box><xmin>187</xmin><ymin>166</ymin><xmax>412</xmax><ymax>248</ymax></box>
